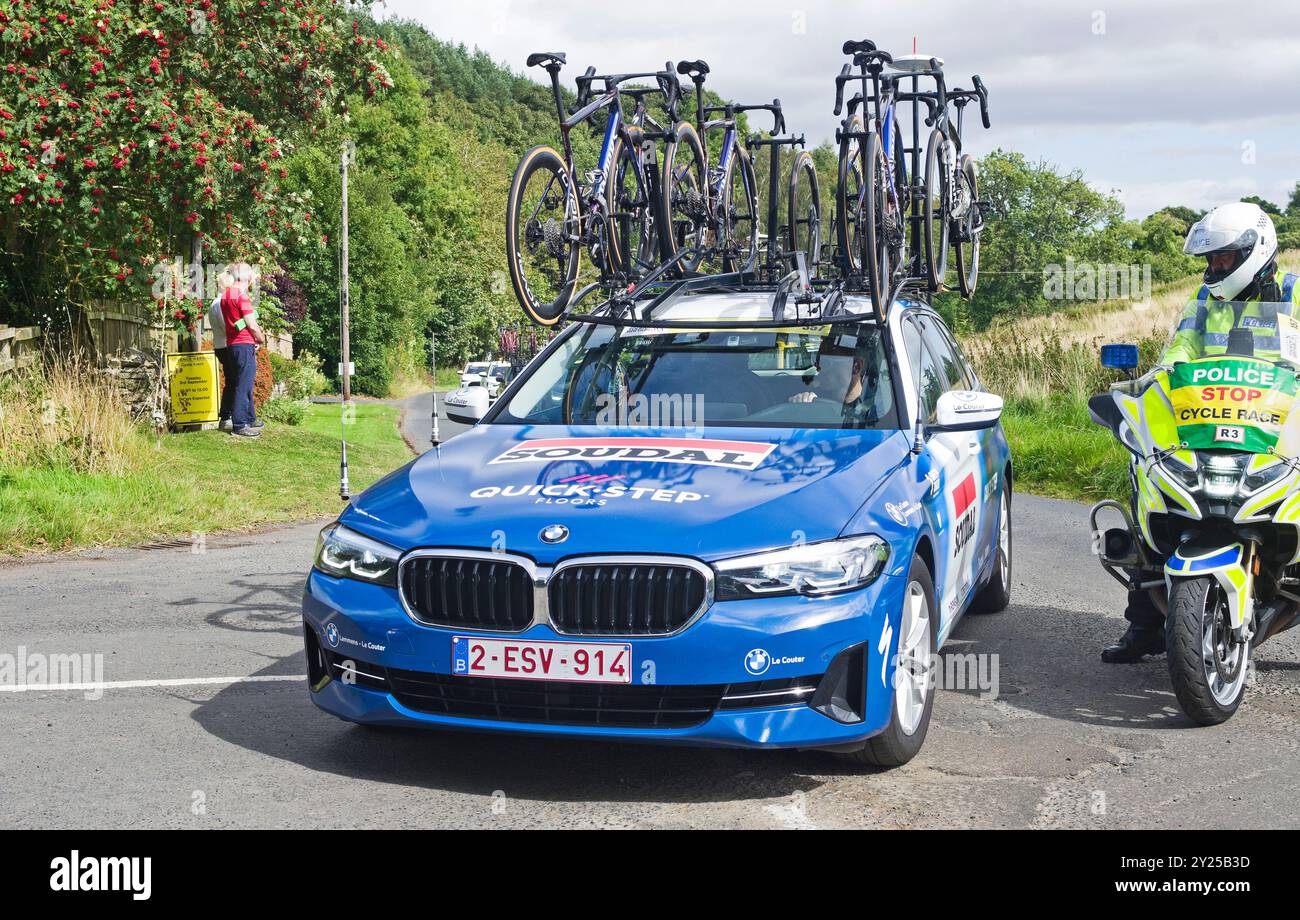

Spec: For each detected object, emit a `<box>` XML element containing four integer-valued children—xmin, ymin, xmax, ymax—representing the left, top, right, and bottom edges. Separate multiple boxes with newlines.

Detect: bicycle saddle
<box><xmin>841</xmin><ymin>39</ymin><xmax>877</xmax><ymax>55</ymax></box>
<box><xmin>676</xmin><ymin>60</ymin><xmax>710</xmax><ymax>79</ymax></box>
<box><xmin>526</xmin><ymin>51</ymin><xmax>566</xmax><ymax>68</ymax></box>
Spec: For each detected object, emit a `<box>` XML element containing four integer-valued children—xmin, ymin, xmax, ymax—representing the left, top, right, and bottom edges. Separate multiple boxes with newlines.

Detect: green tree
<box><xmin>0</xmin><ymin>0</ymin><xmax>391</xmax><ymax>329</ymax></box>
<box><xmin>1242</xmin><ymin>194</ymin><xmax>1282</xmax><ymax>215</ymax></box>
<box><xmin>943</xmin><ymin>149</ymin><xmax>1127</xmax><ymax>329</ymax></box>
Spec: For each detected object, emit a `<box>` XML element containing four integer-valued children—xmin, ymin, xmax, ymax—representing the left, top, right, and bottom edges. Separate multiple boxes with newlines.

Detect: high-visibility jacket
<box><xmin>1162</xmin><ymin>271</ymin><xmax>1300</xmax><ymax>365</ymax></box>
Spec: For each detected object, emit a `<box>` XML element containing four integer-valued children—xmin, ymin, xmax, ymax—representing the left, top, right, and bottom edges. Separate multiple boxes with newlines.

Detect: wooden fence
<box><xmin>1</xmin><ymin>301</ymin><xmax>292</xmax><ymax>376</ymax></box>
<box><xmin>0</xmin><ymin>324</ymin><xmax>40</xmax><ymax>376</ymax></box>
<box><xmin>82</xmin><ymin>298</ymin><xmax>178</xmax><ymax>365</ymax></box>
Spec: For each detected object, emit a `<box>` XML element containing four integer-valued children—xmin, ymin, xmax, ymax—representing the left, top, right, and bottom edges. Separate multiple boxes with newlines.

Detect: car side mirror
<box><xmin>931</xmin><ymin>390</ymin><xmax>1003</xmax><ymax>432</ymax></box>
<box><xmin>444</xmin><ymin>386</ymin><xmax>490</xmax><ymax>425</ymax></box>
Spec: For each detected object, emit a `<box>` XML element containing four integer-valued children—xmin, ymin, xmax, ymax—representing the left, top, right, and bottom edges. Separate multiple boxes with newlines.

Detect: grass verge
<box><xmin>0</xmin><ymin>403</ymin><xmax>413</xmax><ymax>555</ymax></box>
<box><xmin>966</xmin><ymin>251</ymin><xmax>1299</xmax><ymax>503</ymax></box>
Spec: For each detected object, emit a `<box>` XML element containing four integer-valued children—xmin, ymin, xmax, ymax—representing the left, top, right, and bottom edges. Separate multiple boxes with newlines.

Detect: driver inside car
<box><xmin>1104</xmin><ymin>201</ymin><xmax>1300</xmax><ymax>663</ymax></box>
<box><xmin>788</xmin><ymin>343</ymin><xmax>863</xmax><ymax>405</ymax></box>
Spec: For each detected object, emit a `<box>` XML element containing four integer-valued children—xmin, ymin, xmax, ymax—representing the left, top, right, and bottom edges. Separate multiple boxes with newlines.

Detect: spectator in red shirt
<box><xmin>221</xmin><ymin>262</ymin><xmax>267</xmax><ymax>438</ymax></box>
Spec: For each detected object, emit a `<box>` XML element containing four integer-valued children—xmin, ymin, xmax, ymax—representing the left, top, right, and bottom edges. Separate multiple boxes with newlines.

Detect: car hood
<box><xmin>342</xmin><ymin>425</ymin><xmax>911</xmax><ymax>561</ymax></box>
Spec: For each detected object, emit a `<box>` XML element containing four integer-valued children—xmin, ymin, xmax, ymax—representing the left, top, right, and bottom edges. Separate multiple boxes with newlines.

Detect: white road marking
<box><xmin>0</xmin><ymin>675</ymin><xmax>307</xmax><ymax>693</ymax></box>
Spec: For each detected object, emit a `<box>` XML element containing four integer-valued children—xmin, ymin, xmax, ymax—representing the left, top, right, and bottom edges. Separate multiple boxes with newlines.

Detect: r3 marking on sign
<box><xmin>1216</xmin><ymin>425</ymin><xmax>1246</xmax><ymax>444</ymax></box>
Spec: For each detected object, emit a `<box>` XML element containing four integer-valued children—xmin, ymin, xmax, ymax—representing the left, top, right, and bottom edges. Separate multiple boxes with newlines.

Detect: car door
<box><xmin>913</xmin><ymin>313</ymin><xmax>986</xmax><ymax>627</ymax></box>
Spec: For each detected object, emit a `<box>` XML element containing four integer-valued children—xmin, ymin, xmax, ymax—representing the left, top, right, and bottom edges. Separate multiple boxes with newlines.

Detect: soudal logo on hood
<box><xmin>489</xmin><ymin>437</ymin><xmax>776</xmax><ymax>471</ymax></box>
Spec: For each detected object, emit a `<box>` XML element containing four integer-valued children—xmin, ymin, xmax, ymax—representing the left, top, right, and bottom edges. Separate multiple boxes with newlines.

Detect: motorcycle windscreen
<box><xmin>1160</xmin><ymin>302</ymin><xmax>1300</xmax><ymax>456</ymax></box>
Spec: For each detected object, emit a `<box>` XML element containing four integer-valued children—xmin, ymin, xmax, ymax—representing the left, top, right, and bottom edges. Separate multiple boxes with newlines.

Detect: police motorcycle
<box><xmin>1090</xmin><ymin>310</ymin><xmax>1300</xmax><ymax>724</ymax></box>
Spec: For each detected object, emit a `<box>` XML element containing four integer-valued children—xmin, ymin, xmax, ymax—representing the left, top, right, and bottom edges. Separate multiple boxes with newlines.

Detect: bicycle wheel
<box><xmin>954</xmin><ymin>153</ymin><xmax>981</xmax><ymax>298</ymax></box>
<box><xmin>861</xmin><ymin>130</ymin><xmax>894</xmax><ymax>318</ymax></box>
<box><xmin>606</xmin><ymin>132</ymin><xmax>657</xmax><ymax>279</ymax></box>
<box><xmin>506</xmin><ymin>145</ymin><xmax>580</xmax><ymax>325</ymax></box>
<box><xmin>835</xmin><ymin>114</ymin><xmax>866</xmax><ymax>276</ymax></box>
<box><xmin>720</xmin><ymin>147</ymin><xmax>759</xmax><ymax>274</ymax></box>
<box><xmin>922</xmin><ymin>128</ymin><xmax>950</xmax><ymax>292</ymax></box>
<box><xmin>788</xmin><ymin>149</ymin><xmax>822</xmax><ymax>277</ymax></box>
<box><xmin>658</xmin><ymin>121</ymin><xmax>708</xmax><ymax>274</ymax></box>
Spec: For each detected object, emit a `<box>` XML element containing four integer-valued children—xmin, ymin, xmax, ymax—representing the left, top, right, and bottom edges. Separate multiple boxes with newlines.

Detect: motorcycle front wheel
<box><xmin>1166</xmin><ymin>576</ymin><xmax>1250</xmax><ymax>725</ymax></box>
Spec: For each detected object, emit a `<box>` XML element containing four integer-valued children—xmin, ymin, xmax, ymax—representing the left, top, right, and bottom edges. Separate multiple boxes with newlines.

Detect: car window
<box><xmin>915</xmin><ymin>334</ymin><xmax>946</xmax><ymax>424</ymax></box>
<box><xmin>495</xmin><ymin>322</ymin><xmax>901</xmax><ymax>430</ymax></box>
<box><xmin>919</xmin><ymin>315</ymin><xmax>973</xmax><ymax>392</ymax></box>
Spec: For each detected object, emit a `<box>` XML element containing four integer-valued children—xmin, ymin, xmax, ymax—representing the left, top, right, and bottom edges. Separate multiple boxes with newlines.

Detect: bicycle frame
<box><xmin>539</xmin><ymin>62</ymin><xmax>676</xmax><ymax>276</ymax></box>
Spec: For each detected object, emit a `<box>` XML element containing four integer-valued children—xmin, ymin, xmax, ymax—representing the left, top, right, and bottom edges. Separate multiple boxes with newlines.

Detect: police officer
<box><xmin>1104</xmin><ymin>202</ymin><xmax>1300</xmax><ymax>663</ymax></box>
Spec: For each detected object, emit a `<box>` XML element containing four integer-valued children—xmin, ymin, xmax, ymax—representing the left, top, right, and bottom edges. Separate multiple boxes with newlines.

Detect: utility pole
<box><xmin>338</xmin><ymin>139</ymin><xmax>355</xmax><ymax>501</ymax></box>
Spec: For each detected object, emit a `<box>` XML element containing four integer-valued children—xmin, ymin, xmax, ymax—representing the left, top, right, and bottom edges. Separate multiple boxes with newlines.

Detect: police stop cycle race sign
<box><xmin>1168</xmin><ymin>356</ymin><xmax>1298</xmax><ymax>453</ymax></box>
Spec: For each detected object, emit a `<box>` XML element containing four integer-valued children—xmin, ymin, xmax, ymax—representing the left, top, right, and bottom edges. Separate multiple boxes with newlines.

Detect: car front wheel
<box><xmin>839</xmin><ymin>553</ymin><xmax>937</xmax><ymax>769</ymax></box>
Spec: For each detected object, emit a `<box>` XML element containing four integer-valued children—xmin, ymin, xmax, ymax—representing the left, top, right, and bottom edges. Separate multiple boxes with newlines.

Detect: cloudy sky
<box><xmin>379</xmin><ymin>0</ymin><xmax>1300</xmax><ymax>218</ymax></box>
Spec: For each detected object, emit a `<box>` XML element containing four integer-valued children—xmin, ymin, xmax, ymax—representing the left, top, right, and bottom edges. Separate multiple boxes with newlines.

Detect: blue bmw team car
<box><xmin>303</xmin><ymin>288</ymin><xmax>1013</xmax><ymax>767</ymax></box>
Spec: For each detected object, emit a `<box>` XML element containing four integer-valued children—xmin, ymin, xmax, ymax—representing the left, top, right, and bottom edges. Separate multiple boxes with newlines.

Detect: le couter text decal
<box><xmin>489</xmin><ymin>437</ymin><xmax>777</xmax><ymax>471</ymax></box>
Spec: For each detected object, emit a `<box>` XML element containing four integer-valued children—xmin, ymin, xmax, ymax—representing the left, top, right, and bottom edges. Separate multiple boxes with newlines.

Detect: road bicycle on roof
<box><xmin>832</xmin><ymin>39</ymin><xmax>991</xmax><ymax>315</ymax></box>
<box><xmin>658</xmin><ymin>59</ymin><xmax>762</xmax><ymax>278</ymax></box>
<box><xmin>506</xmin><ymin>51</ymin><xmax>682</xmax><ymax>325</ymax></box>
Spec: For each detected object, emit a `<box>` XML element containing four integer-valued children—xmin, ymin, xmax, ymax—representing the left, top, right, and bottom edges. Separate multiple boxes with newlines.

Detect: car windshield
<box><xmin>465</xmin><ymin>363</ymin><xmax>489</xmax><ymax>375</ymax></box>
<box><xmin>495</xmin><ymin>321</ymin><xmax>900</xmax><ymax>430</ymax></box>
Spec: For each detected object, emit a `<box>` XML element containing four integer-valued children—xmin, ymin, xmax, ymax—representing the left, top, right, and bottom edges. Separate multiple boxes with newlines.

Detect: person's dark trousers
<box><xmin>1125</xmin><ymin>588</ymin><xmax>1163</xmax><ymax>628</ymax></box>
<box><xmin>229</xmin><ymin>344</ymin><xmax>257</xmax><ymax>430</ymax></box>
<box><xmin>214</xmin><ymin>347</ymin><xmax>235</xmax><ymax>422</ymax></box>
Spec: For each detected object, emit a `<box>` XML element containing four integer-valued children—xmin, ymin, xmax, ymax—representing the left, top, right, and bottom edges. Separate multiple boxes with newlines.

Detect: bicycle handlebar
<box><xmin>573</xmin><ymin>63</ymin><xmax>683</xmax><ymax>116</ymax></box>
<box><xmin>725</xmin><ymin>99</ymin><xmax>785</xmax><ymax>135</ymax></box>
<box><xmin>574</xmin><ymin>65</ymin><xmax>597</xmax><ymax>109</ymax></box>
<box><xmin>833</xmin><ymin>63</ymin><xmax>852</xmax><ymax>117</ymax></box>
<box><xmin>972</xmin><ymin>74</ymin><xmax>991</xmax><ymax>128</ymax></box>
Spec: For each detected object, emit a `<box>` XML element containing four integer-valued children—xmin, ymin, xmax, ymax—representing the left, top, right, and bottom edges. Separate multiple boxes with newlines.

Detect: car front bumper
<box><xmin>301</xmin><ymin>567</ymin><xmax>906</xmax><ymax>750</ymax></box>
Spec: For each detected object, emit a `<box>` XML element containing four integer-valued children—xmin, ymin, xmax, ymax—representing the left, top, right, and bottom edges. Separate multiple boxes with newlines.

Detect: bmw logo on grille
<box><xmin>325</xmin><ymin>623</ymin><xmax>340</xmax><ymax>648</ymax></box>
<box><xmin>540</xmin><ymin>524</ymin><xmax>569</xmax><ymax>544</ymax></box>
<box><xmin>744</xmin><ymin>648</ymin><xmax>771</xmax><ymax>676</ymax></box>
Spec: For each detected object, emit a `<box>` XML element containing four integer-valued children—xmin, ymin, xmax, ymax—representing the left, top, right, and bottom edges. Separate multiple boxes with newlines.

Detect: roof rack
<box><xmin>563</xmin><ymin>258</ymin><xmax>929</xmax><ymax>332</ymax></box>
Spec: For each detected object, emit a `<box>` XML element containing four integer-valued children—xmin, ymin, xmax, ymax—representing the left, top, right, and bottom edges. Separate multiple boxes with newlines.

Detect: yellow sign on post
<box><xmin>166</xmin><ymin>352</ymin><xmax>220</xmax><ymax>426</ymax></box>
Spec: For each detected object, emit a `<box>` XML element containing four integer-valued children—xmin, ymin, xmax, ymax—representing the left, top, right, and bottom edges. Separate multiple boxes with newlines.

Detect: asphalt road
<box><xmin>3</xmin><ymin>403</ymin><xmax>1300</xmax><ymax>829</ymax></box>
<box><xmin>400</xmin><ymin>389</ymin><xmax>471</xmax><ymax>453</ymax></box>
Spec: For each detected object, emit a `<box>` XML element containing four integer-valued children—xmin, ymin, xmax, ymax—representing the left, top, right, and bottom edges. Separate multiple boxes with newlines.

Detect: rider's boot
<box><xmin>1101</xmin><ymin>589</ymin><xmax>1166</xmax><ymax>663</ymax></box>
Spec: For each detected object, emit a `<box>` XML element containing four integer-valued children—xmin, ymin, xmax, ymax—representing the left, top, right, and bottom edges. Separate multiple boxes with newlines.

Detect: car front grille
<box><xmin>400</xmin><ymin>556</ymin><xmax>534</xmax><ymax>631</ymax></box>
<box><xmin>547</xmin><ymin>562</ymin><xmax>709</xmax><ymax>635</ymax></box>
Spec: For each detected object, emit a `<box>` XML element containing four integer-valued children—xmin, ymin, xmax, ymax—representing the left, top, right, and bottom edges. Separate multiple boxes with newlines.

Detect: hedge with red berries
<box><xmin>0</xmin><ymin>0</ymin><xmax>391</xmax><ymax>332</ymax></box>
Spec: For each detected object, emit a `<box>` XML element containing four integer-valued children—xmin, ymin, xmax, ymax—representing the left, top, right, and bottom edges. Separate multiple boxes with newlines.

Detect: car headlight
<box><xmin>713</xmin><ymin>535</ymin><xmax>890</xmax><ymax>600</ymax></box>
<box><xmin>313</xmin><ymin>523</ymin><xmax>400</xmax><ymax>587</ymax></box>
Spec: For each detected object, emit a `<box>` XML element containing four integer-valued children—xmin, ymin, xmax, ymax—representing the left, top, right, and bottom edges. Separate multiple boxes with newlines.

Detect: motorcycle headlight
<box><xmin>1242</xmin><ymin>460</ymin><xmax>1289</xmax><ymax>494</ymax></box>
<box><xmin>713</xmin><ymin>535</ymin><xmax>890</xmax><ymax>600</ymax></box>
<box><xmin>313</xmin><ymin>523</ymin><xmax>400</xmax><ymax>587</ymax></box>
<box><xmin>1158</xmin><ymin>453</ymin><xmax>1199</xmax><ymax>490</ymax></box>
<box><xmin>1201</xmin><ymin>453</ymin><xmax>1249</xmax><ymax>500</ymax></box>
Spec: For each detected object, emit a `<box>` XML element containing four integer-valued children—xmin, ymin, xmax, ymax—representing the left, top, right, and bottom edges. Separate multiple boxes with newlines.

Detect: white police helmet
<box><xmin>1183</xmin><ymin>202</ymin><xmax>1278</xmax><ymax>301</ymax></box>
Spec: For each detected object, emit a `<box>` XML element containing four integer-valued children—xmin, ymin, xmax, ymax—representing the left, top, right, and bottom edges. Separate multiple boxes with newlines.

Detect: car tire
<box><xmin>839</xmin><ymin>554</ymin><xmax>937</xmax><ymax>769</ymax></box>
<box><xmin>971</xmin><ymin>484</ymin><xmax>1012</xmax><ymax>613</ymax></box>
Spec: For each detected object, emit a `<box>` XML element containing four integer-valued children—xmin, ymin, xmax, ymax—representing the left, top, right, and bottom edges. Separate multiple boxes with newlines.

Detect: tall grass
<box><xmin>966</xmin><ymin>250</ymin><xmax>1300</xmax><ymax>404</ymax></box>
<box><xmin>0</xmin><ymin>353</ymin><xmax>145</xmax><ymax>475</ymax></box>
<box><xmin>959</xmin><ymin>251</ymin><xmax>1300</xmax><ymax>501</ymax></box>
